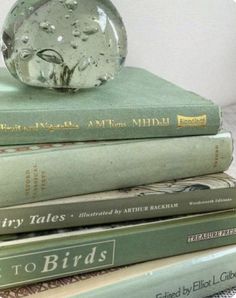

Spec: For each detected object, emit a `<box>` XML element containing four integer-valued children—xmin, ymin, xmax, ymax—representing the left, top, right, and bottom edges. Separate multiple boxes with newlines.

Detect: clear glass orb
<box><xmin>1</xmin><ymin>0</ymin><xmax>128</xmax><ymax>90</ymax></box>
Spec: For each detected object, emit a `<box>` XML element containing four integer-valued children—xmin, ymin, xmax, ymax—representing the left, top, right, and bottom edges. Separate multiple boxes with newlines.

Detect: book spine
<box><xmin>0</xmin><ymin>132</ymin><xmax>232</xmax><ymax>207</ymax></box>
<box><xmin>72</xmin><ymin>246</ymin><xmax>236</xmax><ymax>298</ymax></box>
<box><xmin>1</xmin><ymin>187</ymin><xmax>236</xmax><ymax>234</ymax></box>
<box><xmin>1</xmin><ymin>211</ymin><xmax>236</xmax><ymax>289</ymax></box>
<box><xmin>0</xmin><ymin>105</ymin><xmax>221</xmax><ymax>145</ymax></box>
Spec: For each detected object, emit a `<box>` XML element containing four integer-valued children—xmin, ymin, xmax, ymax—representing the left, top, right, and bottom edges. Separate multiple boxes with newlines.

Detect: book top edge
<box><xmin>0</xmin><ymin>131</ymin><xmax>231</xmax><ymax>157</ymax></box>
<box><xmin>0</xmin><ymin>67</ymin><xmax>218</xmax><ymax>110</ymax></box>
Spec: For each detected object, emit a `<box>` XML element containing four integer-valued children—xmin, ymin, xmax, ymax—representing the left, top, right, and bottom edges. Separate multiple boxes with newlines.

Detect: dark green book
<box><xmin>1</xmin><ymin>210</ymin><xmax>236</xmax><ymax>289</ymax></box>
<box><xmin>0</xmin><ymin>173</ymin><xmax>235</xmax><ymax>235</ymax></box>
<box><xmin>0</xmin><ymin>67</ymin><xmax>221</xmax><ymax>145</ymax></box>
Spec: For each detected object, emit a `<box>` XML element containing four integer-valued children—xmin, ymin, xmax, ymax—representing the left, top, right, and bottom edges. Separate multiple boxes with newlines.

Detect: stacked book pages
<box><xmin>0</xmin><ymin>66</ymin><xmax>235</xmax><ymax>298</ymax></box>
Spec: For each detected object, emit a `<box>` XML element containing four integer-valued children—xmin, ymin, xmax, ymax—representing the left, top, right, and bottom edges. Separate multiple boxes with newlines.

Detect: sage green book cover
<box><xmin>0</xmin><ymin>210</ymin><xmax>236</xmax><ymax>289</ymax></box>
<box><xmin>0</xmin><ymin>132</ymin><xmax>233</xmax><ymax>207</ymax></box>
<box><xmin>0</xmin><ymin>173</ymin><xmax>235</xmax><ymax>234</ymax></box>
<box><xmin>28</xmin><ymin>245</ymin><xmax>236</xmax><ymax>298</ymax></box>
<box><xmin>0</xmin><ymin>67</ymin><xmax>221</xmax><ymax>145</ymax></box>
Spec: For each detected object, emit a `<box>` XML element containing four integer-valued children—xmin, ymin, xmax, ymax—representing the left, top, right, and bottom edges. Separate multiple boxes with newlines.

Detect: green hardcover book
<box><xmin>0</xmin><ymin>173</ymin><xmax>235</xmax><ymax>235</ymax></box>
<box><xmin>0</xmin><ymin>67</ymin><xmax>221</xmax><ymax>145</ymax></box>
<box><xmin>0</xmin><ymin>132</ymin><xmax>233</xmax><ymax>207</ymax></box>
<box><xmin>18</xmin><ymin>245</ymin><xmax>236</xmax><ymax>298</ymax></box>
<box><xmin>0</xmin><ymin>210</ymin><xmax>236</xmax><ymax>289</ymax></box>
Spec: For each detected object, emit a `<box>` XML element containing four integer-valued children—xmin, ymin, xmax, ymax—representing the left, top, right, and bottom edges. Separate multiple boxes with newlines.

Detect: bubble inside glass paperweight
<box><xmin>1</xmin><ymin>0</ymin><xmax>128</xmax><ymax>90</ymax></box>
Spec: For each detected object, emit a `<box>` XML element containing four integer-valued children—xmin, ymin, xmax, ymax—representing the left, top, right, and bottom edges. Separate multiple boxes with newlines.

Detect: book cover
<box><xmin>23</xmin><ymin>245</ymin><xmax>236</xmax><ymax>298</ymax></box>
<box><xmin>0</xmin><ymin>67</ymin><xmax>221</xmax><ymax>145</ymax></box>
<box><xmin>0</xmin><ymin>173</ymin><xmax>235</xmax><ymax>234</ymax></box>
<box><xmin>0</xmin><ymin>210</ymin><xmax>236</xmax><ymax>289</ymax></box>
<box><xmin>0</xmin><ymin>132</ymin><xmax>233</xmax><ymax>207</ymax></box>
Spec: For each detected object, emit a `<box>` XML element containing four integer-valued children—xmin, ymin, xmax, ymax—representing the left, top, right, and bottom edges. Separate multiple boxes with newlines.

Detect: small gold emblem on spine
<box><xmin>177</xmin><ymin>115</ymin><xmax>207</xmax><ymax>128</ymax></box>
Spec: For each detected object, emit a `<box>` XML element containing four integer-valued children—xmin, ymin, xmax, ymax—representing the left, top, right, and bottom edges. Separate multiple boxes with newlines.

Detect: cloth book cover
<box><xmin>0</xmin><ymin>67</ymin><xmax>221</xmax><ymax>145</ymax></box>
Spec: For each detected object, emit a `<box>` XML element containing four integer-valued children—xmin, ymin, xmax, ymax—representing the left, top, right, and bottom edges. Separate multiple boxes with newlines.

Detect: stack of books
<box><xmin>0</xmin><ymin>66</ymin><xmax>235</xmax><ymax>298</ymax></box>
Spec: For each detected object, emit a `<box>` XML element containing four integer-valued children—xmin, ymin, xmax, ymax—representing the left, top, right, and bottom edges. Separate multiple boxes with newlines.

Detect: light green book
<box><xmin>0</xmin><ymin>173</ymin><xmax>235</xmax><ymax>235</ymax></box>
<box><xmin>0</xmin><ymin>67</ymin><xmax>221</xmax><ymax>145</ymax></box>
<box><xmin>26</xmin><ymin>245</ymin><xmax>236</xmax><ymax>298</ymax></box>
<box><xmin>0</xmin><ymin>210</ymin><xmax>236</xmax><ymax>289</ymax></box>
<box><xmin>0</xmin><ymin>132</ymin><xmax>233</xmax><ymax>207</ymax></box>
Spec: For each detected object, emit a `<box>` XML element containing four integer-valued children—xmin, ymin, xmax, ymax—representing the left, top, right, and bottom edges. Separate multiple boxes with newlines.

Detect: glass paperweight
<box><xmin>1</xmin><ymin>0</ymin><xmax>127</xmax><ymax>90</ymax></box>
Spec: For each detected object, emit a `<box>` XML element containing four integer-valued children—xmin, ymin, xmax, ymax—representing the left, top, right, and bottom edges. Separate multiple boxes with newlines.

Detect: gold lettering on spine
<box><xmin>0</xmin><ymin>121</ymin><xmax>80</xmax><ymax>132</ymax></box>
<box><xmin>0</xmin><ymin>118</ymin><xmax>172</xmax><ymax>132</ymax></box>
<box><xmin>177</xmin><ymin>115</ymin><xmax>207</xmax><ymax>128</ymax></box>
<box><xmin>132</xmin><ymin>118</ymin><xmax>170</xmax><ymax>127</ymax></box>
<box><xmin>88</xmin><ymin>120</ymin><xmax>127</xmax><ymax>129</ymax></box>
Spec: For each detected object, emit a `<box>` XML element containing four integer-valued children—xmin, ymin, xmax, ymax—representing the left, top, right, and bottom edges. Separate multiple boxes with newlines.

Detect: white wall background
<box><xmin>1</xmin><ymin>0</ymin><xmax>236</xmax><ymax>106</ymax></box>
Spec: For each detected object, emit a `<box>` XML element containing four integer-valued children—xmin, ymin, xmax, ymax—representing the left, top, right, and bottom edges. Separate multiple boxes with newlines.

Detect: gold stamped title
<box><xmin>0</xmin><ymin>118</ymin><xmax>171</xmax><ymax>132</ymax></box>
<box><xmin>0</xmin><ymin>116</ymin><xmax>209</xmax><ymax>132</ymax></box>
<box><xmin>177</xmin><ymin>115</ymin><xmax>207</xmax><ymax>128</ymax></box>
